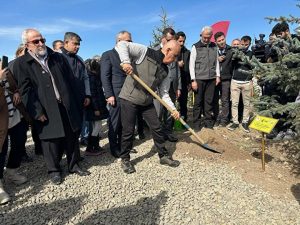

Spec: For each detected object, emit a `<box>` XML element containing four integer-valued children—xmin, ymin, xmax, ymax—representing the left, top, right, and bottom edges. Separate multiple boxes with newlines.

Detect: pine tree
<box><xmin>149</xmin><ymin>7</ymin><xmax>174</xmax><ymax>47</ymax></box>
<box><xmin>233</xmin><ymin>4</ymin><xmax>300</xmax><ymax>151</ymax></box>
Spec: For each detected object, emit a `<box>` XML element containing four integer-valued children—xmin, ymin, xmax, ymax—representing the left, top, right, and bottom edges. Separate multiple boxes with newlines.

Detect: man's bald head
<box><xmin>161</xmin><ymin>40</ymin><xmax>181</xmax><ymax>64</ymax></box>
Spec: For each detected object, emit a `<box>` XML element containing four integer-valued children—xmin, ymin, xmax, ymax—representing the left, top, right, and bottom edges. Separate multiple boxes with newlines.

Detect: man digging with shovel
<box><xmin>115</xmin><ymin>40</ymin><xmax>181</xmax><ymax>174</ymax></box>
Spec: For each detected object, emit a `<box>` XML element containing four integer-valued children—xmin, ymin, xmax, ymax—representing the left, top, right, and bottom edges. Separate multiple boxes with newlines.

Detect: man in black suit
<box><xmin>13</xmin><ymin>28</ymin><xmax>90</xmax><ymax>185</ymax></box>
<box><xmin>101</xmin><ymin>31</ymin><xmax>133</xmax><ymax>158</ymax></box>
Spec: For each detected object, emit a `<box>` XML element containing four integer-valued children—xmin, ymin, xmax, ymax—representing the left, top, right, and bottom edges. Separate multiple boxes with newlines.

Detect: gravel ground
<box><xmin>1</xmin><ymin>129</ymin><xmax>300</xmax><ymax>225</ymax></box>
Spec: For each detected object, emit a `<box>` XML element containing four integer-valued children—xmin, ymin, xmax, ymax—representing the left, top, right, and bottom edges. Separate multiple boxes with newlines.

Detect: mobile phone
<box><xmin>1</xmin><ymin>56</ymin><xmax>8</xmax><ymax>69</ymax></box>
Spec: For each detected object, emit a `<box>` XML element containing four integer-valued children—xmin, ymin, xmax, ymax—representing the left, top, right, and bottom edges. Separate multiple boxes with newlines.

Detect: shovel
<box><xmin>128</xmin><ymin>72</ymin><xmax>222</xmax><ymax>154</ymax></box>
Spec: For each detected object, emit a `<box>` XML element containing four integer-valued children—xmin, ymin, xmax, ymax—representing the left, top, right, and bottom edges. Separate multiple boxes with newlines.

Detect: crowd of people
<box><xmin>0</xmin><ymin>21</ymin><xmax>298</xmax><ymax>205</ymax></box>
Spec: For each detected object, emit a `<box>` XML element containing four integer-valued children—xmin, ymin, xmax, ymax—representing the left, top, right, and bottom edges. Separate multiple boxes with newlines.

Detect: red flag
<box><xmin>210</xmin><ymin>21</ymin><xmax>230</xmax><ymax>42</ymax></box>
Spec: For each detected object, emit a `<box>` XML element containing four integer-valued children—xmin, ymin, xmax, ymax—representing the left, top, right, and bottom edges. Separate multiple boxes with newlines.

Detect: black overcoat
<box><xmin>12</xmin><ymin>47</ymin><xmax>82</xmax><ymax>140</ymax></box>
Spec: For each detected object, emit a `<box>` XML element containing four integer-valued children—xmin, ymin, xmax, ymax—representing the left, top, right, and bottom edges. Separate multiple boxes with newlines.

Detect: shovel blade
<box><xmin>200</xmin><ymin>143</ymin><xmax>223</xmax><ymax>154</ymax></box>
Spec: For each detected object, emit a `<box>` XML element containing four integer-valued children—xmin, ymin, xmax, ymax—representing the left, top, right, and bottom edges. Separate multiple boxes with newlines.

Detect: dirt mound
<box><xmin>174</xmin><ymin>127</ymin><xmax>251</xmax><ymax>161</ymax></box>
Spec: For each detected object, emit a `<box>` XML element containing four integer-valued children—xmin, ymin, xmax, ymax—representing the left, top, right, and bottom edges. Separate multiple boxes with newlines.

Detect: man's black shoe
<box><xmin>160</xmin><ymin>156</ymin><xmax>180</xmax><ymax>167</ymax></box>
<box><xmin>228</xmin><ymin>123</ymin><xmax>239</xmax><ymax>131</ymax></box>
<box><xmin>138</xmin><ymin>133</ymin><xmax>146</xmax><ymax>140</ymax></box>
<box><xmin>49</xmin><ymin>173</ymin><xmax>62</xmax><ymax>185</ymax></box>
<box><xmin>241</xmin><ymin>123</ymin><xmax>250</xmax><ymax>133</ymax></box>
<box><xmin>219</xmin><ymin>121</ymin><xmax>229</xmax><ymax>127</ymax></box>
<box><xmin>214</xmin><ymin>120</ymin><xmax>220</xmax><ymax>127</ymax></box>
<box><xmin>69</xmin><ymin>166</ymin><xmax>91</xmax><ymax>176</ymax></box>
<box><xmin>121</xmin><ymin>160</ymin><xmax>136</xmax><ymax>174</ymax></box>
<box><xmin>22</xmin><ymin>153</ymin><xmax>33</xmax><ymax>163</ymax></box>
<box><xmin>164</xmin><ymin>135</ymin><xmax>178</xmax><ymax>142</ymax></box>
<box><xmin>34</xmin><ymin>146</ymin><xmax>43</xmax><ymax>155</ymax></box>
<box><xmin>204</xmin><ymin>125</ymin><xmax>214</xmax><ymax>130</ymax></box>
<box><xmin>130</xmin><ymin>148</ymin><xmax>138</xmax><ymax>154</ymax></box>
<box><xmin>80</xmin><ymin>139</ymin><xmax>88</xmax><ymax>146</ymax></box>
<box><xmin>79</xmin><ymin>156</ymin><xmax>85</xmax><ymax>161</ymax></box>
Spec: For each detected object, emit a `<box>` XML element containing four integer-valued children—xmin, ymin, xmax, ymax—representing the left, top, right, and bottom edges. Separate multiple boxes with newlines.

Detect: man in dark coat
<box><xmin>13</xmin><ymin>28</ymin><xmax>90</xmax><ymax>185</ymax></box>
<box><xmin>61</xmin><ymin>32</ymin><xmax>91</xmax><ymax>146</ymax></box>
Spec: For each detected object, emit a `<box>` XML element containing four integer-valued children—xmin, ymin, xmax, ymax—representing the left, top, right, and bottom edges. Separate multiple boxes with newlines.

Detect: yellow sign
<box><xmin>249</xmin><ymin>115</ymin><xmax>279</xmax><ymax>134</ymax></box>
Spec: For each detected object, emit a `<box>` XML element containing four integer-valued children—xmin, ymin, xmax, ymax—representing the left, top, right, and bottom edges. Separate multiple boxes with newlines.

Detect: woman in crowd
<box><xmin>0</xmin><ymin>59</ymin><xmax>29</xmax><ymax>204</ymax></box>
<box><xmin>84</xmin><ymin>56</ymin><xmax>108</xmax><ymax>156</ymax></box>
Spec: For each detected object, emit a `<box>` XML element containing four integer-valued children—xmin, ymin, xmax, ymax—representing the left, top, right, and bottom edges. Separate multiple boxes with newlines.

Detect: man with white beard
<box><xmin>13</xmin><ymin>28</ymin><xmax>90</xmax><ymax>185</ymax></box>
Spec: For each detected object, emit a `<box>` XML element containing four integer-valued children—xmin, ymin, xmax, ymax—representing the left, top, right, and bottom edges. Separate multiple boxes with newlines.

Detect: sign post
<box><xmin>261</xmin><ymin>132</ymin><xmax>265</xmax><ymax>171</ymax></box>
<box><xmin>249</xmin><ymin>115</ymin><xmax>279</xmax><ymax>171</ymax></box>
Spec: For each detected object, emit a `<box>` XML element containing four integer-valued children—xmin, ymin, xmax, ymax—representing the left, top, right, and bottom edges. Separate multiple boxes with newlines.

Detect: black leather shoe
<box><xmin>214</xmin><ymin>120</ymin><xmax>220</xmax><ymax>127</ymax></box>
<box><xmin>121</xmin><ymin>160</ymin><xmax>136</xmax><ymax>174</ymax></box>
<box><xmin>164</xmin><ymin>135</ymin><xmax>178</xmax><ymax>142</ymax></box>
<box><xmin>130</xmin><ymin>148</ymin><xmax>138</xmax><ymax>154</ymax></box>
<box><xmin>34</xmin><ymin>146</ymin><xmax>43</xmax><ymax>155</ymax></box>
<box><xmin>22</xmin><ymin>154</ymin><xmax>33</xmax><ymax>163</ymax></box>
<box><xmin>160</xmin><ymin>156</ymin><xmax>180</xmax><ymax>167</ymax></box>
<box><xmin>138</xmin><ymin>133</ymin><xmax>145</xmax><ymax>140</ymax></box>
<box><xmin>79</xmin><ymin>139</ymin><xmax>88</xmax><ymax>146</ymax></box>
<box><xmin>49</xmin><ymin>173</ymin><xmax>62</xmax><ymax>185</ymax></box>
<box><xmin>69</xmin><ymin>167</ymin><xmax>91</xmax><ymax>176</ymax></box>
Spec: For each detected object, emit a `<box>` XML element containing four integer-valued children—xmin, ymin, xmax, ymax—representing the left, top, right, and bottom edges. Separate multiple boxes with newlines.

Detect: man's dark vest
<box><xmin>119</xmin><ymin>54</ymin><xmax>167</xmax><ymax>106</ymax></box>
<box><xmin>194</xmin><ymin>41</ymin><xmax>218</xmax><ymax>80</ymax></box>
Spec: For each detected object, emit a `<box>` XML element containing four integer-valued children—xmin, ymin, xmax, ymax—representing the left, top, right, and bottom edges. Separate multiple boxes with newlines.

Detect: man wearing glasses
<box><xmin>13</xmin><ymin>28</ymin><xmax>90</xmax><ymax>185</ymax></box>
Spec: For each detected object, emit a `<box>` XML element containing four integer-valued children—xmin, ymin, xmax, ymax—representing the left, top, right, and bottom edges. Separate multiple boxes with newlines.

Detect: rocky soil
<box><xmin>0</xmin><ymin>122</ymin><xmax>299</xmax><ymax>225</ymax></box>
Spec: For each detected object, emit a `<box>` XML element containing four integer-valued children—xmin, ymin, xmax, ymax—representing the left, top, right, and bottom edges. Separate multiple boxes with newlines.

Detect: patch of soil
<box><xmin>173</xmin><ymin>126</ymin><xmax>300</xmax><ymax>201</ymax></box>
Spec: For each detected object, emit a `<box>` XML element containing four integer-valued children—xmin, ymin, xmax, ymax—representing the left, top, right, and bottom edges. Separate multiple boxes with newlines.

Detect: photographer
<box><xmin>251</xmin><ymin>34</ymin><xmax>271</xmax><ymax>63</ymax></box>
<box><xmin>264</xmin><ymin>22</ymin><xmax>299</xmax><ymax>140</ymax></box>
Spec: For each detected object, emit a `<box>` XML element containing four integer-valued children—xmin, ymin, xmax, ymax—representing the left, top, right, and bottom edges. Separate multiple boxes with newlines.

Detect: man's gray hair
<box><xmin>115</xmin><ymin>30</ymin><xmax>131</xmax><ymax>43</ymax></box>
<box><xmin>21</xmin><ymin>28</ymin><xmax>38</xmax><ymax>44</ymax></box>
<box><xmin>201</xmin><ymin>26</ymin><xmax>213</xmax><ymax>34</ymax></box>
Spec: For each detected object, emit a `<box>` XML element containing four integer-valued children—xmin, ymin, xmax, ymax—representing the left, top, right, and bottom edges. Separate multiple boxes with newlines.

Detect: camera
<box><xmin>251</xmin><ymin>34</ymin><xmax>272</xmax><ymax>63</ymax></box>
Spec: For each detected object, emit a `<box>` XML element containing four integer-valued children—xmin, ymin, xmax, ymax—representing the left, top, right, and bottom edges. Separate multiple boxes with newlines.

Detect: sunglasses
<box><xmin>27</xmin><ymin>38</ymin><xmax>46</xmax><ymax>45</ymax></box>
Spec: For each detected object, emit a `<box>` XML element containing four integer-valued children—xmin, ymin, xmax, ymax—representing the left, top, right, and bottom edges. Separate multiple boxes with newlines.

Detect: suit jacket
<box><xmin>12</xmin><ymin>47</ymin><xmax>82</xmax><ymax>140</ymax></box>
<box><xmin>100</xmin><ymin>49</ymin><xmax>127</xmax><ymax>100</ymax></box>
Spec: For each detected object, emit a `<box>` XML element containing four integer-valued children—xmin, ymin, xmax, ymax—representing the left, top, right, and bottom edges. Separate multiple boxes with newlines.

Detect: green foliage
<box><xmin>149</xmin><ymin>7</ymin><xmax>174</xmax><ymax>48</ymax></box>
<box><xmin>233</xmin><ymin>4</ymin><xmax>300</xmax><ymax>149</ymax></box>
